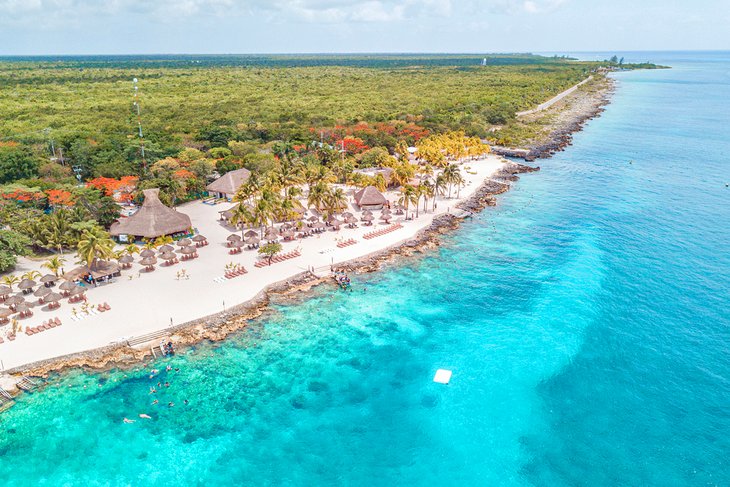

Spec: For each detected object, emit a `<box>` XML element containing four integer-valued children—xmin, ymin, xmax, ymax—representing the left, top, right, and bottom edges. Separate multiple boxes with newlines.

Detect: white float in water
<box><xmin>433</xmin><ymin>369</ymin><xmax>452</xmax><ymax>384</ymax></box>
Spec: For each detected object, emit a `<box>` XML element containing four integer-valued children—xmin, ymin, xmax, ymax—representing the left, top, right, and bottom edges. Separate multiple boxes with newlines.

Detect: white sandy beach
<box><xmin>0</xmin><ymin>155</ymin><xmax>506</xmax><ymax>372</ymax></box>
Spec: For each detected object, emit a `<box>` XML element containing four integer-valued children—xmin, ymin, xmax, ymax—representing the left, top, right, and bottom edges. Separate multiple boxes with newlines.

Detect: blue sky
<box><xmin>0</xmin><ymin>0</ymin><xmax>726</xmax><ymax>55</ymax></box>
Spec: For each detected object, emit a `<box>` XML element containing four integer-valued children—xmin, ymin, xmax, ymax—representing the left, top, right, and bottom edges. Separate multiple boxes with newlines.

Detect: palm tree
<box><xmin>307</xmin><ymin>181</ymin><xmax>329</xmax><ymax>213</ymax></box>
<box><xmin>41</xmin><ymin>256</ymin><xmax>66</xmax><ymax>277</ymax></box>
<box><xmin>442</xmin><ymin>164</ymin><xmax>461</xmax><ymax>199</ymax></box>
<box><xmin>230</xmin><ymin>203</ymin><xmax>255</xmax><ymax>237</ymax></box>
<box><xmin>153</xmin><ymin>235</ymin><xmax>173</xmax><ymax>248</ymax></box>
<box><xmin>21</xmin><ymin>270</ymin><xmax>41</xmax><ymax>281</ymax></box>
<box><xmin>398</xmin><ymin>185</ymin><xmax>419</xmax><ymax>220</ymax></box>
<box><xmin>2</xmin><ymin>275</ymin><xmax>20</xmax><ymax>291</ymax></box>
<box><xmin>434</xmin><ymin>174</ymin><xmax>448</xmax><ymax>209</ymax></box>
<box><xmin>420</xmin><ymin>181</ymin><xmax>434</xmax><ymax>214</ymax></box>
<box><xmin>324</xmin><ymin>187</ymin><xmax>348</xmax><ymax>217</ymax></box>
<box><xmin>77</xmin><ymin>230</ymin><xmax>115</xmax><ymax>268</ymax></box>
<box><xmin>124</xmin><ymin>243</ymin><xmax>140</xmax><ymax>256</ymax></box>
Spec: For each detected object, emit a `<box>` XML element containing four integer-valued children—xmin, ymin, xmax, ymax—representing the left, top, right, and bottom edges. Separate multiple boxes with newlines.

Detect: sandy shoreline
<box><xmin>0</xmin><ymin>75</ymin><xmax>613</xmax><ymax>394</ymax></box>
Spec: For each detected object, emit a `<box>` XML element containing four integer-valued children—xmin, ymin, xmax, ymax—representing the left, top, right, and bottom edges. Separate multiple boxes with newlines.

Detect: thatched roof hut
<box><xmin>227</xmin><ymin>234</ymin><xmax>242</xmax><ymax>242</ymax></box>
<box><xmin>158</xmin><ymin>244</ymin><xmax>174</xmax><ymax>253</ymax></box>
<box><xmin>244</xmin><ymin>235</ymin><xmax>260</xmax><ymax>247</ymax></box>
<box><xmin>354</xmin><ymin>186</ymin><xmax>387</xmax><ymax>210</ymax></box>
<box><xmin>0</xmin><ymin>307</ymin><xmax>12</xmax><ymax>319</ymax></box>
<box><xmin>64</xmin><ymin>261</ymin><xmax>120</xmax><ymax>281</ymax></box>
<box><xmin>243</xmin><ymin>230</ymin><xmax>258</xmax><ymax>238</ymax></box>
<box><xmin>177</xmin><ymin>238</ymin><xmax>192</xmax><ymax>247</ymax></box>
<box><xmin>160</xmin><ymin>252</ymin><xmax>177</xmax><ymax>261</ymax></box>
<box><xmin>109</xmin><ymin>189</ymin><xmax>191</xmax><ymax>240</ymax></box>
<box><xmin>206</xmin><ymin>168</ymin><xmax>251</xmax><ymax>199</ymax></box>
<box><xmin>140</xmin><ymin>248</ymin><xmax>156</xmax><ymax>258</ymax></box>
<box><xmin>0</xmin><ymin>285</ymin><xmax>11</xmax><ymax>296</ymax></box>
<box><xmin>192</xmin><ymin>234</ymin><xmax>207</xmax><ymax>243</ymax></box>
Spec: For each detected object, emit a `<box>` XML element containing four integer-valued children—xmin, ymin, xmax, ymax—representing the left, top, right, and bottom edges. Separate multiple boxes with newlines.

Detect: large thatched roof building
<box><xmin>110</xmin><ymin>189</ymin><xmax>191</xmax><ymax>241</ymax></box>
<box><xmin>64</xmin><ymin>260</ymin><xmax>121</xmax><ymax>282</ymax></box>
<box><xmin>206</xmin><ymin>168</ymin><xmax>251</xmax><ymax>200</ymax></box>
<box><xmin>354</xmin><ymin>186</ymin><xmax>387</xmax><ymax>210</ymax></box>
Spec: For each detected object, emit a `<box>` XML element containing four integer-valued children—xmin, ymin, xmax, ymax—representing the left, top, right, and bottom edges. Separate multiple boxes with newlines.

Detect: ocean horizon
<box><xmin>0</xmin><ymin>50</ymin><xmax>728</xmax><ymax>486</ymax></box>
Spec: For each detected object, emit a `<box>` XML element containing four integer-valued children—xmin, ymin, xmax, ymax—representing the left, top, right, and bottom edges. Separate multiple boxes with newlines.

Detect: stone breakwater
<box><xmin>1</xmin><ymin>162</ymin><xmax>537</xmax><ymax>387</ymax></box>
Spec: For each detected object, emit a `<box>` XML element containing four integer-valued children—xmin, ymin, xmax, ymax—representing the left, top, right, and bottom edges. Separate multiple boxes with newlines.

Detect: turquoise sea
<box><xmin>1</xmin><ymin>52</ymin><xmax>729</xmax><ymax>486</ymax></box>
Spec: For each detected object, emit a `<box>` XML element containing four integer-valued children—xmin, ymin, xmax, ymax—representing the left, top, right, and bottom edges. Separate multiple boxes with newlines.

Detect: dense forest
<box><xmin>0</xmin><ymin>54</ymin><xmax>654</xmax><ymax>271</ymax></box>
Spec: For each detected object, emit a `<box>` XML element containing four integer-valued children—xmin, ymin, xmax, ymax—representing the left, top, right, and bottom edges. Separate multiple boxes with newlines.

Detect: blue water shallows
<box><xmin>1</xmin><ymin>52</ymin><xmax>729</xmax><ymax>486</ymax></box>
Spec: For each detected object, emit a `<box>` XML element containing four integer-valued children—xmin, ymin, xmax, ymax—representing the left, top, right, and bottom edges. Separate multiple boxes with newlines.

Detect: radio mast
<box><xmin>132</xmin><ymin>78</ymin><xmax>147</xmax><ymax>172</ymax></box>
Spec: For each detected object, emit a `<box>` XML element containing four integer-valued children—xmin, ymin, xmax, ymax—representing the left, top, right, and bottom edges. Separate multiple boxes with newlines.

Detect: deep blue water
<box><xmin>1</xmin><ymin>52</ymin><xmax>729</xmax><ymax>486</ymax></box>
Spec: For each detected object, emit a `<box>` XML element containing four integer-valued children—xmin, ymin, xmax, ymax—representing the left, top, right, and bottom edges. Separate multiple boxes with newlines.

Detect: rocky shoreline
<box><xmin>492</xmin><ymin>75</ymin><xmax>615</xmax><ymax>161</ymax></box>
<box><xmin>0</xmin><ymin>77</ymin><xmax>613</xmax><ymax>396</ymax></box>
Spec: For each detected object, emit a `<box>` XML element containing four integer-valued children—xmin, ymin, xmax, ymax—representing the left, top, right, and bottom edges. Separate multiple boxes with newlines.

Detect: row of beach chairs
<box><xmin>225</xmin><ymin>266</ymin><xmax>248</xmax><ymax>279</ymax></box>
<box><xmin>337</xmin><ymin>238</ymin><xmax>358</xmax><ymax>248</ymax></box>
<box><xmin>254</xmin><ymin>250</ymin><xmax>301</xmax><ymax>267</ymax></box>
<box><xmin>363</xmin><ymin>223</ymin><xmax>403</xmax><ymax>240</ymax></box>
<box><xmin>24</xmin><ymin>317</ymin><xmax>63</xmax><ymax>336</ymax></box>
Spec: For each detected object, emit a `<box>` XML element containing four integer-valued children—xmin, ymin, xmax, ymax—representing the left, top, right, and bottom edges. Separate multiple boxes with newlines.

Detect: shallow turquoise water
<box><xmin>1</xmin><ymin>52</ymin><xmax>729</xmax><ymax>486</ymax></box>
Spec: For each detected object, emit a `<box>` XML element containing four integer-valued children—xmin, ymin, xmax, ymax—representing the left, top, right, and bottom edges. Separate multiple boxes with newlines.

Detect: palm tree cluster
<box><xmin>398</xmin><ymin>163</ymin><xmax>464</xmax><ymax>218</ymax></box>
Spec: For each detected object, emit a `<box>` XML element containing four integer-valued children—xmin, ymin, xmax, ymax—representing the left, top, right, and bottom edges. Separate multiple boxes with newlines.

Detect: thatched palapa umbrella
<box><xmin>180</xmin><ymin>246</ymin><xmax>197</xmax><ymax>255</ymax></box>
<box><xmin>313</xmin><ymin>221</ymin><xmax>326</xmax><ymax>232</ymax></box>
<box><xmin>282</xmin><ymin>229</ymin><xmax>296</xmax><ymax>240</ymax></box>
<box><xmin>192</xmin><ymin>234</ymin><xmax>207</xmax><ymax>247</ymax></box>
<box><xmin>69</xmin><ymin>285</ymin><xmax>86</xmax><ymax>296</ymax></box>
<box><xmin>158</xmin><ymin>244</ymin><xmax>174</xmax><ymax>253</ymax></box>
<box><xmin>140</xmin><ymin>256</ymin><xmax>157</xmax><ymax>270</ymax></box>
<box><xmin>15</xmin><ymin>302</ymin><xmax>32</xmax><ymax>318</ymax></box>
<box><xmin>5</xmin><ymin>295</ymin><xmax>24</xmax><ymax>309</ymax></box>
<box><xmin>119</xmin><ymin>254</ymin><xmax>134</xmax><ymax>269</ymax></box>
<box><xmin>0</xmin><ymin>285</ymin><xmax>11</xmax><ymax>297</ymax></box>
<box><xmin>361</xmin><ymin>213</ymin><xmax>374</xmax><ymax>225</ymax></box>
<box><xmin>34</xmin><ymin>286</ymin><xmax>51</xmax><ymax>299</ymax></box>
<box><xmin>18</xmin><ymin>278</ymin><xmax>36</xmax><ymax>294</ymax></box>
<box><xmin>177</xmin><ymin>238</ymin><xmax>192</xmax><ymax>247</ymax></box>
<box><xmin>59</xmin><ymin>280</ymin><xmax>76</xmax><ymax>295</ymax></box>
<box><xmin>243</xmin><ymin>230</ymin><xmax>258</xmax><ymax>238</ymax></box>
<box><xmin>307</xmin><ymin>215</ymin><xmax>319</xmax><ymax>223</ymax></box>
<box><xmin>245</xmin><ymin>235</ymin><xmax>260</xmax><ymax>248</ymax></box>
<box><xmin>264</xmin><ymin>227</ymin><xmax>279</xmax><ymax>242</ymax></box>
<box><xmin>40</xmin><ymin>274</ymin><xmax>58</xmax><ymax>286</ymax></box>
<box><xmin>160</xmin><ymin>251</ymin><xmax>177</xmax><ymax>262</ymax></box>
<box><xmin>0</xmin><ymin>307</ymin><xmax>12</xmax><ymax>322</ymax></box>
<box><xmin>330</xmin><ymin>218</ymin><xmax>344</xmax><ymax>229</ymax></box>
<box><xmin>140</xmin><ymin>249</ymin><xmax>156</xmax><ymax>258</ymax></box>
<box><xmin>45</xmin><ymin>292</ymin><xmax>62</xmax><ymax>303</ymax></box>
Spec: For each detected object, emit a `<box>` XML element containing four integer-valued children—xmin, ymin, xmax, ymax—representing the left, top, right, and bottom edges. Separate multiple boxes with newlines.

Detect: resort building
<box><xmin>64</xmin><ymin>260</ymin><xmax>121</xmax><ymax>284</ymax></box>
<box><xmin>354</xmin><ymin>186</ymin><xmax>387</xmax><ymax>210</ymax></box>
<box><xmin>206</xmin><ymin>167</ymin><xmax>251</xmax><ymax>200</ymax></box>
<box><xmin>109</xmin><ymin>188</ymin><xmax>192</xmax><ymax>242</ymax></box>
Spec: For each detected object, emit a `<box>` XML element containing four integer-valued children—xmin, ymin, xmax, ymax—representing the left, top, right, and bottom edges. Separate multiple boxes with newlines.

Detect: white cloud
<box><xmin>0</xmin><ymin>0</ymin><xmax>567</xmax><ymax>27</ymax></box>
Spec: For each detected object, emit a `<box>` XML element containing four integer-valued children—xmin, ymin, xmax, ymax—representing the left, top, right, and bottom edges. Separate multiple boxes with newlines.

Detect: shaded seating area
<box><xmin>110</xmin><ymin>188</ymin><xmax>192</xmax><ymax>242</ymax></box>
<box><xmin>363</xmin><ymin>223</ymin><xmax>404</xmax><ymax>240</ymax></box>
<box><xmin>354</xmin><ymin>186</ymin><xmax>387</xmax><ymax>210</ymax></box>
<box><xmin>63</xmin><ymin>260</ymin><xmax>121</xmax><ymax>286</ymax></box>
<box><xmin>179</xmin><ymin>246</ymin><xmax>198</xmax><ymax>260</ymax></box>
<box><xmin>18</xmin><ymin>278</ymin><xmax>36</xmax><ymax>295</ymax></box>
<box><xmin>40</xmin><ymin>274</ymin><xmax>58</xmax><ymax>287</ymax></box>
<box><xmin>193</xmin><ymin>234</ymin><xmax>208</xmax><ymax>247</ymax></box>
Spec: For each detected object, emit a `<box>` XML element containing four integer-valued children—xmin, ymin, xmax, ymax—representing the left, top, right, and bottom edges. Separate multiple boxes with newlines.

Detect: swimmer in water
<box><xmin>166</xmin><ymin>366</ymin><xmax>172</xmax><ymax>372</ymax></box>
<box><xmin>149</xmin><ymin>387</ymin><xmax>157</xmax><ymax>394</ymax></box>
<box><xmin>184</xmin><ymin>400</ymin><xmax>189</xmax><ymax>405</ymax></box>
<box><xmin>152</xmin><ymin>399</ymin><xmax>159</xmax><ymax>405</ymax></box>
<box><xmin>123</xmin><ymin>418</ymin><xmax>135</xmax><ymax>424</ymax></box>
<box><xmin>168</xmin><ymin>402</ymin><xmax>175</xmax><ymax>407</ymax></box>
<box><xmin>139</xmin><ymin>414</ymin><xmax>152</xmax><ymax>419</ymax></box>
